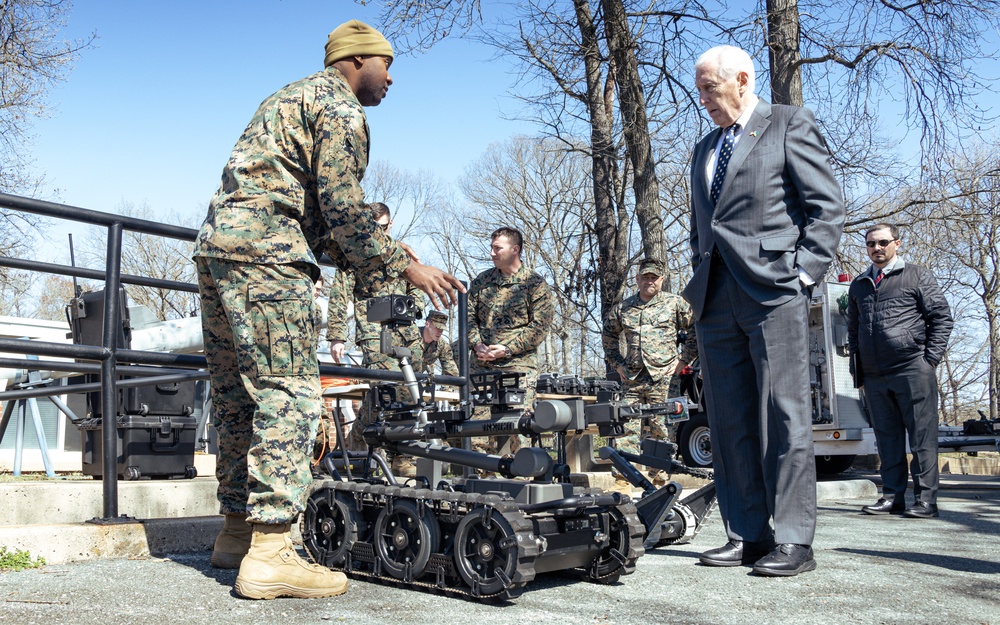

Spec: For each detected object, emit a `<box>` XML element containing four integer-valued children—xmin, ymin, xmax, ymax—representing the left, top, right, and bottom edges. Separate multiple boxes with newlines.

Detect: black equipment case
<box><xmin>79</xmin><ymin>415</ymin><xmax>198</xmax><ymax>480</ymax></box>
<box><xmin>88</xmin><ymin>374</ymin><xmax>197</xmax><ymax>418</ymax></box>
<box><xmin>70</xmin><ymin>288</ymin><xmax>197</xmax><ymax>418</ymax></box>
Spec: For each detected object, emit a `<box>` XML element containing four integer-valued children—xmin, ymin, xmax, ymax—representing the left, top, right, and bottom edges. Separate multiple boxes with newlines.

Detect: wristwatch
<box><xmin>503</xmin><ymin>346</ymin><xmax>511</xmax><ymax>358</ymax></box>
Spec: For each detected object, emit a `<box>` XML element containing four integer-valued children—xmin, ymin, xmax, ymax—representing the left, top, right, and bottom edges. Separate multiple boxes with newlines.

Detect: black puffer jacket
<box><xmin>847</xmin><ymin>259</ymin><xmax>954</xmax><ymax>377</ymax></box>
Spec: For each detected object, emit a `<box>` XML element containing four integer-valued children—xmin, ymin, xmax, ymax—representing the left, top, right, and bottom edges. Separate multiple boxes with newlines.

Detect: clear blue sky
<box><xmin>28</xmin><ymin>1</ymin><xmax>522</xmax><ymax>262</ymax></box>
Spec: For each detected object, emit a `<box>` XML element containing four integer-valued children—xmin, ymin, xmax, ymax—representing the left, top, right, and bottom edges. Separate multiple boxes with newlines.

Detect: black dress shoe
<box><xmin>862</xmin><ymin>498</ymin><xmax>905</xmax><ymax>515</ymax></box>
<box><xmin>699</xmin><ymin>539</ymin><xmax>776</xmax><ymax>567</ymax></box>
<box><xmin>904</xmin><ymin>501</ymin><xmax>939</xmax><ymax>518</ymax></box>
<box><xmin>752</xmin><ymin>544</ymin><xmax>817</xmax><ymax>577</ymax></box>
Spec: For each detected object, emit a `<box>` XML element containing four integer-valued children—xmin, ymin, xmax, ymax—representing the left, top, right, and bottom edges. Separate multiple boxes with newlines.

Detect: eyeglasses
<box><xmin>866</xmin><ymin>239</ymin><xmax>896</xmax><ymax>249</ymax></box>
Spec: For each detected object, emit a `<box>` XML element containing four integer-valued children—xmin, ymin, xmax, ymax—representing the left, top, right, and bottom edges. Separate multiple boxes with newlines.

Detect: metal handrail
<box><xmin>0</xmin><ymin>256</ymin><xmax>198</xmax><ymax>293</ymax></box>
<box><xmin>1</xmin><ymin>192</ymin><xmax>198</xmax><ymax>521</ymax></box>
<box><xmin>0</xmin><ymin>192</ymin><xmax>198</xmax><ymax>240</ymax></box>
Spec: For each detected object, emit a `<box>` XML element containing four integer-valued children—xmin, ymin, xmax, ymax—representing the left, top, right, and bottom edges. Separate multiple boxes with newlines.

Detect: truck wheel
<box><xmin>678</xmin><ymin>412</ymin><xmax>712</xmax><ymax>468</ymax></box>
<box><xmin>815</xmin><ymin>454</ymin><xmax>855</xmax><ymax>475</ymax></box>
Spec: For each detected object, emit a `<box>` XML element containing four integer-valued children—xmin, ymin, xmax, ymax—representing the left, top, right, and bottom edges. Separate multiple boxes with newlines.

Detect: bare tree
<box><xmin>601</xmin><ymin>0</ymin><xmax>664</xmax><ymax>263</ymax></box>
<box><xmin>0</xmin><ymin>206</ymin><xmax>40</xmax><ymax>315</ymax></box>
<box><xmin>0</xmin><ymin>0</ymin><xmax>94</xmax><ymax>193</ymax></box>
<box><xmin>32</xmin><ymin>273</ymin><xmax>74</xmax><ymax>322</ymax></box>
<box><xmin>361</xmin><ymin>160</ymin><xmax>447</xmax><ymax>242</ymax></box>
<box><xmin>1</xmin><ymin>1</ymin><xmax>94</xmax><ymax>305</ymax></box>
<box><xmin>79</xmin><ymin>201</ymin><xmax>199</xmax><ymax>322</ymax></box>
<box><xmin>0</xmin><ymin>267</ymin><xmax>35</xmax><ymax>317</ymax></box>
<box><xmin>925</xmin><ymin>148</ymin><xmax>1000</xmax><ymax>420</ymax></box>
<box><xmin>569</xmin><ymin>0</ymin><xmax>631</xmax><ymax>340</ymax></box>
<box><xmin>420</xmin><ymin>195</ymin><xmax>481</xmax><ymax>281</ymax></box>
<box><xmin>751</xmin><ymin>0</ymin><xmax>999</xmax><ymax>166</ymax></box>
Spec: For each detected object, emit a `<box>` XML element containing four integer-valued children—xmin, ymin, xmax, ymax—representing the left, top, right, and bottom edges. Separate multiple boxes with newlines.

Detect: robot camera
<box><xmin>366</xmin><ymin>294</ymin><xmax>421</xmax><ymax>326</ymax></box>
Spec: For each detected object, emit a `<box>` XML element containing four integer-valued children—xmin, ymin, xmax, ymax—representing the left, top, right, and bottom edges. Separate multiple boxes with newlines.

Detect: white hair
<box><xmin>695</xmin><ymin>45</ymin><xmax>756</xmax><ymax>93</ymax></box>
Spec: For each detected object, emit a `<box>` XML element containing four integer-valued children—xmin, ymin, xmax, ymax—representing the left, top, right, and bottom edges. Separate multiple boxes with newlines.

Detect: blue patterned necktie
<box><xmin>710</xmin><ymin>123</ymin><xmax>740</xmax><ymax>205</ymax></box>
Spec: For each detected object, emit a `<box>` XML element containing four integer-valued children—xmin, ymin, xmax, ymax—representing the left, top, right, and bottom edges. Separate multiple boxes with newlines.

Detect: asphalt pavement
<box><xmin>2</xmin><ymin>471</ymin><xmax>998</xmax><ymax>625</ymax></box>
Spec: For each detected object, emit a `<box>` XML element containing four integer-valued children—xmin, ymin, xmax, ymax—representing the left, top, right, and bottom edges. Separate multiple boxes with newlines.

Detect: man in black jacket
<box><xmin>848</xmin><ymin>224</ymin><xmax>954</xmax><ymax>518</ymax></box>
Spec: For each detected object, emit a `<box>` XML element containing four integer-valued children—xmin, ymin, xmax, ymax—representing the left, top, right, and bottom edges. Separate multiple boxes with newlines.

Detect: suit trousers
<box><xmin>863</xmin><ymin>359</ymin><xmax>940</xmax><ymax>504</ymax></box>
<box><xmin>695</xmin><ymin>261</ymin><xmax>817</xmax><ymax>545</ymax></box>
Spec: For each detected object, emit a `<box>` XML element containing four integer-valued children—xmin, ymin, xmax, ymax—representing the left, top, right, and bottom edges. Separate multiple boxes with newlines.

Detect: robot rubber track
<box><xmin>300</xmin><ymin>479</ymin><xmax>645</xmax><ymax>601</ymax></box>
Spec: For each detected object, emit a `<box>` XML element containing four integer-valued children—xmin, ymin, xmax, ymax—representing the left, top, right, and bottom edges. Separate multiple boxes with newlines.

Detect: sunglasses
<box><xmin>865</xmin><ymin>239</ymin><xmax>896</xmax><ymax>249</ymax></box>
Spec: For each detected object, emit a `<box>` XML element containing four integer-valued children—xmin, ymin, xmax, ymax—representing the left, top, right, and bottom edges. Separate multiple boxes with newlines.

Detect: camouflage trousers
<box><xmin>616</xmin><ymin>368</ymin><xmax>682</xmax><ymax>456</ymax></box>
<box><xmin>470</xmin><ymin>365</ymin><xmax>538</xmax><ymax>456</ymax></box>
<box><xmin>196</xmin><ymin>257</ymin><xmax>321</xmax><ymax>524</ymax></box>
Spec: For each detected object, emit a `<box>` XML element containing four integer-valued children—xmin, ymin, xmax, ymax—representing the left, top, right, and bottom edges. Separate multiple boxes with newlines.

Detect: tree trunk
<box><xmin>989</xmin><ymin>305</ymin><xmax>1000</xmax><ymax>420</ymax></box>
<box><xmin>766</xmin><ymin>0</ymin><xmax>803</xmax><ymax>106</ymax></box>
<box><xmin>602</xmin><ymin>0</ymin><xmax>666</xmax><ymax>263</ymax></box>
<box><xmin>572</xmin><ymin>0</ymin><xmax>629</xmax><ymax>376</ymax></box>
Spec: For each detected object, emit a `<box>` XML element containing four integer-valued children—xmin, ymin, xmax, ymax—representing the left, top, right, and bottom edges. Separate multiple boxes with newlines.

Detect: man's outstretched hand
<box><xmin>402</xmin><ymin>260</ymin><xmax>465</xmax><ymax>309</ymax></box>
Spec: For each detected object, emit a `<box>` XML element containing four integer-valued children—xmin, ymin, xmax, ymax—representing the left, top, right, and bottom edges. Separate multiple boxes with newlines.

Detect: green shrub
<box><xmin>0</xmin><ymin>546</ymin><xmax>46</xmax><ymax>572</ymax></box>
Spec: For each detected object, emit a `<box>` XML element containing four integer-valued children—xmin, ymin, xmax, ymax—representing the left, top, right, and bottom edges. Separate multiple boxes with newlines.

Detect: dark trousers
<box><xmin>863</xmin><ymin>359</ymin><xmax>940</xmax><ymax>504</ymax></box>
<box><xmin>695</xmin><ymin>262</ymin><xmax>816</xmax><ymax>545</ymax></box>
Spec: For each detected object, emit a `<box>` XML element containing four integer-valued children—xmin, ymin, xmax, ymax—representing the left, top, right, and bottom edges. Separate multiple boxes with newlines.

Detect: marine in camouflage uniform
<box><xmin>602</xmin><ymin>258</ymin><xmax>698</xmax><ymax>457</ymax></box>
<box><xmin>468</xmin><ymin>227</ymin><xmax>555</xmax><ymax>454</ymax></box>
<box><xmin>194</xmin><ymin>52</ymin><xmax>410</xmax><ymax>526</ymax></box>
<box><xmin>194</xmin><ymin>21</ymin><xmax>462</xmax><ymax>602</ymax></box>
<box><xmin>416</xmin><ymin>310</ymin><xmax>459</xmax><ymax>378</ymax></box>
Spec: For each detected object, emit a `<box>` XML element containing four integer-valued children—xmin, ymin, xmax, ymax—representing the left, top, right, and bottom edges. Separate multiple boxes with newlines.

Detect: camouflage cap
<box><xmin>426</xmin><ymin>310</ymin><xmax>449</xmax><ymax>329</ymax></box>
<box><xmin>637</xmin><ymin>257</ymin><xmax>664</xmax><ymax>276</ymax></box>
<box><xmin>324</xmin><ymin>20</ymin><xmax>394</xmax><ymax>67</ymax></box>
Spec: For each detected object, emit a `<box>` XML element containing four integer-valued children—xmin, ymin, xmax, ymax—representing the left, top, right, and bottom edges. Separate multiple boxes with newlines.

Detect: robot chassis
<box><xmin>301</xmin><ymin>295</ymin><xmax>716</xmax><ymax>601</ymax></box>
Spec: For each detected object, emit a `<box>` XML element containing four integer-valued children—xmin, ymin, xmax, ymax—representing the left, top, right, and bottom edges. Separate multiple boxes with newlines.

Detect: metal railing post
<box><xmin>99</xmin><ymin>222</ymin><xmax>126</xmax><ymax>521</ymax></box>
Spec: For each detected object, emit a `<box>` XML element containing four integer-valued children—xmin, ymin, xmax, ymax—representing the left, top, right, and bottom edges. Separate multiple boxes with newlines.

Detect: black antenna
<box><xmin>66</xmin><ymin>233</ymin><xmax>87</xmax><ymax>329</ymax></box>
<box><xmin>68</xmin><ymin>233</ymin><xmax>82</xmax><ymax>298</ymax></box>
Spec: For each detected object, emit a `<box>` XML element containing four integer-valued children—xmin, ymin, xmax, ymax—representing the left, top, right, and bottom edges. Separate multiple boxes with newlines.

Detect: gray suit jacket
<box><xmin>681</xmin><ymin>100</ymin><xmax>846</xmax><ymax>318</ymax></box>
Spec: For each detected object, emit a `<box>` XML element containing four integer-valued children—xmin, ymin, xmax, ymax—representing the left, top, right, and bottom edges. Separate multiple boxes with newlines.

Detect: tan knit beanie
<box><xmin>324</xmin><ymin>20</ymin><xmax>393</xmax><ymax>67</ymax></box>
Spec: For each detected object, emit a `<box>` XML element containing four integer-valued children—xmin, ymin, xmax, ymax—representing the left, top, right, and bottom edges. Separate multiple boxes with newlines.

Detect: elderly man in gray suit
<box><xmin>681</xmin><ymin>46</ymin><xmax>845</xmax><ymax>576</ymax></box>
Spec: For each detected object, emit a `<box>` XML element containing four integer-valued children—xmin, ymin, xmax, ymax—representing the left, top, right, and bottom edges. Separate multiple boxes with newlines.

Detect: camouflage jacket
<box><xmin>418</xmin><ymin>337</ymin><xmax>459</xmax><ymax>377</ymax></box>
<box><xmin>602</xmin><ymin>290</ymin><xmax>698</xmax><ymax>382</ymax></box>
<box><xmin>193</xmin><ymin>67</ymin><xmax>408</xmax><ymax>296</ymax></box>
<box><xmin>467</xmin><ymin>264</ymin><xmax>554</xmax><ymax>372</ymax></box>
<box><xmin>327</xmin><ymin>267</ymin><xmax>422</xmax><ymax>351</ymax></box>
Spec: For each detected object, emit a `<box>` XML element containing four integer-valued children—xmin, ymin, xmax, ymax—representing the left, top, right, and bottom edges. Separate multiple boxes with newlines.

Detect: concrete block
<box><xmin>3</xmin><ymin>477</ymin><xmax>220</xmax><ymax>525</ymax></box>
<box><xmin>0</xmin><ymin>516</ymin><xmax>222</xmax><ymax>565</ymax></box>
<box><xmin>816</xmin><ymin>478</ymin><xmax>877</xmax><ymax>501</ymax></box>
<box><xmin>939</xmin><ymin>453</ymin><xmax>1000</xmax><ymax>476</ymax></box>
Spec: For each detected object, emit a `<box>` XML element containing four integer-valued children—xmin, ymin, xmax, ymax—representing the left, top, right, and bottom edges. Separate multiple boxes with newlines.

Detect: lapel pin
<box><xmin>749</xmin><ymin>131</ymin><xmax>758</xmax><ymax>137</ymax></box>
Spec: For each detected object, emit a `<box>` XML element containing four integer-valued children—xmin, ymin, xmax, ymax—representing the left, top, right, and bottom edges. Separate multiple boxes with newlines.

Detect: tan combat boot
<box><xmin>234</xmin><ymin>523</ymin><xmax>349</xmax><ymax>600</ymax></box>
<box><xmin>390</xmin><ymin>455</ymin><xmax>417</xmax><ymax>478</ymax></box>
<box><xmin>211</xmin><ymin>513</ymin><xmax>252</xmax><ymax>569</ymax></box>
<box><xmin>611</xmin><ymin>474</ymin><xmax>635</xmax><ymax>497</ymax></box>
<box><xmin>647</xmin><ymin>470</ymin><xmax>669</xmax><ymax>487</ymax></box>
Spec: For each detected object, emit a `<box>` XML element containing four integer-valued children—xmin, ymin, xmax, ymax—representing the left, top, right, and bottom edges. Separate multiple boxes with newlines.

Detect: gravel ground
<box><xmin>2</xmin><ymin>477</ymin><xmax>998</xmax><ymax>625</ymax></box>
